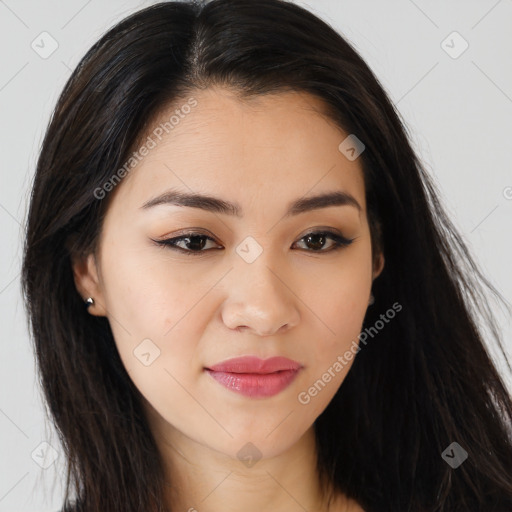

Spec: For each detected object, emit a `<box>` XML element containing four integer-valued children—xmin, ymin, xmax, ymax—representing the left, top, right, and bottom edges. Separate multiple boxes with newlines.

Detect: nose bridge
<box><xmin>221</xmin><ymin>238</ymin><xmax>300</xmax><ymax>336</ymax></box>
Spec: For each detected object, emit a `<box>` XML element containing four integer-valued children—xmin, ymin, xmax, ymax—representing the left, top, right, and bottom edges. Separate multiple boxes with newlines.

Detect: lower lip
<box><xmin>205</xmin><ymin>369</ymin><xmax>300</xmax><ymax>398</ymax></box>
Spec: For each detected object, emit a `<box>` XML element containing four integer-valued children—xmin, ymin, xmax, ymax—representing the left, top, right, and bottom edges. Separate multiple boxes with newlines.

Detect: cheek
<box><xmin>102</xmin><ymin>254</ymin><xmax>205</xmax><ymax>428</ymax></box>
<box><xmin>102</xmin><ymin>243</ymin><xmax>204</xmax><ymax>331</ymax></box>
<box><xmin>297</xmin><ymin>248</ymin><xmax>372</xmax><ymax>408</ymax></box>
<box><xmin>295</xmin><ymin>279</ymin><xmax>369</xmax><ymax>419</ymax></box>
<box><xmin>100</xmin><ymin>246</ymin><xmax>208</xmax><ymax>384</ymax></box>
<box><xmin>305</xmin><ymin>249</ymin><xmax>372</xmax><ymax>344</ymax></box>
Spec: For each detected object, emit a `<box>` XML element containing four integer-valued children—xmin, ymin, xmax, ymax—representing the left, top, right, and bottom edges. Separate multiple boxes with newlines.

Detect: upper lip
<box><xmin>205</xmin><ymin>356</ymin><xmax>302</xmax><ymax>374</ymax></box>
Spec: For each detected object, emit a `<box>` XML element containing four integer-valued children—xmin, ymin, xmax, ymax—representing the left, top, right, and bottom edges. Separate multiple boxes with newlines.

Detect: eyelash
<box><xmin>152</xmin><ymin>230</ymin><xmax>355</xmax><ymax>256</ymax></box>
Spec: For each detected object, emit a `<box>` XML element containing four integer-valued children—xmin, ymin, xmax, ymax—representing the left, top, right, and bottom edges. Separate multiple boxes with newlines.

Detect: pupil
<box><xmin>187</xmin><ymin>235</ymin><xmax>205</xmax><ymax>251</ymax></box>
<box><xmin>307</xmin><ymin>234</ymin><xmax>325</xmax><ymax>250</ymax></box>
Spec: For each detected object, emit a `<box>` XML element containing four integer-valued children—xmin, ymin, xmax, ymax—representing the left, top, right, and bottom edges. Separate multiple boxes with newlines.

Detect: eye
<box><xmin>292</xmin><ymin>231</ymin><xmax>354</xmax><ymax>252</ymax></box>
<box><xmin>153</xmin><ymin>232</ymin><xmax>221</xmax><ymax>255</ymax></box>
<box><xmin>152</xmin><ymin>230</ymin><xmax>354</xmax><ymax>256</ymax></box>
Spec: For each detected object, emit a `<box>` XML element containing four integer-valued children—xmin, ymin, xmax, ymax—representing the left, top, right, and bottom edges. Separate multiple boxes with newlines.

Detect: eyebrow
<box><xmin>140</xmin><ymin>188</ymin><xmax>361</xmax><ymax>217</ymax></box>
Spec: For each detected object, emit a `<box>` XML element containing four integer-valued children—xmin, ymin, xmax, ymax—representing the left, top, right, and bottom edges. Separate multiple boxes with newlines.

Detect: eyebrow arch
<box><xmin>140</xmin><ymin>189</ymin><xmax>361</xmax><ymax>217</ymax></box>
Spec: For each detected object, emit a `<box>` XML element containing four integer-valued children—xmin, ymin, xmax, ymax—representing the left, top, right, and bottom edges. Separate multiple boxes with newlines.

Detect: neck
<box><xmin>151</xmin><ymin>421</ymin><xmax>341</xmax><ymax>511</ymax></box>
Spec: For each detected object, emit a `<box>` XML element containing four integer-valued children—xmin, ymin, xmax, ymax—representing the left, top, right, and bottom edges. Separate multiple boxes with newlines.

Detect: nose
<box><xmin>220</xmin><ymin>254</ymin><xmax>301</xmax><ymax>337</ymax></box>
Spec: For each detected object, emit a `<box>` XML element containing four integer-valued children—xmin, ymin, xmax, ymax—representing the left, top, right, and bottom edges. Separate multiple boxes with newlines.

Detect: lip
<box><xmin>206</xmin><ymin>356</ymin><xmax>302</xmax><ymax>374</ymax></box>
<box><xmin>204</xmin><ymin>356</ymin><xmax>303</xmax><ymax>398</ymax></box>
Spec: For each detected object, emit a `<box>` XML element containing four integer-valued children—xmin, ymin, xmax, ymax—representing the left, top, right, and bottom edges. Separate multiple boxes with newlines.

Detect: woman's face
<box><xmin>73</xmin><ymin>86</ymin><xmax>383</xmax><ymax>462</ymax></box>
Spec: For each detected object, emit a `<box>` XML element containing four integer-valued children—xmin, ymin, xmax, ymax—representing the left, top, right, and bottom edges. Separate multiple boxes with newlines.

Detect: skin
<box><xmin>72</xmin><ymin>86</ymin><xmax>384</xmax><ymax>512</ymax></box>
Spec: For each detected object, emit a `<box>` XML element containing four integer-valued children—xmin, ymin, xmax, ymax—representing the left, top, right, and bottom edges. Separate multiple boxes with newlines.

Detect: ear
<box><xmin>372</xmin><ymin>252</ymin><xmax>385</xmax><ymax>280</ymax></box>
<box><xmin>70</xmin><ymin>252</ymin><xmax>107</xmax><ymax>317</ymax></box>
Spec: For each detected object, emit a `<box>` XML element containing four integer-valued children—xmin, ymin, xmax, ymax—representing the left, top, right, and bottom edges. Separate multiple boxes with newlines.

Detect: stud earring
<box><xmin>368</xmin><ymin>293</ymin><xmax>375</xmax><ymax>306</ymax></box>
<box><xmin>85</xmin><ymin>297</ymin><xmax>94</xmax><ymax>308</ymax></box>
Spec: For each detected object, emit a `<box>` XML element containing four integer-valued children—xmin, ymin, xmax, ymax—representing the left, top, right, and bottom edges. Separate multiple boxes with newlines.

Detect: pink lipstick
<box><xmin>204</xmin><ymin>356</ymin><xmax>302</xmax><ymax>398</ymax></box>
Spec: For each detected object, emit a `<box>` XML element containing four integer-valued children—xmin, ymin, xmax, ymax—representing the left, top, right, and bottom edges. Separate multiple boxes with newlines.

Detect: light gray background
<box><xmin>1</xmin><ymin>1</ymin><xmax>511</xmax><ymax>511</ymax></box>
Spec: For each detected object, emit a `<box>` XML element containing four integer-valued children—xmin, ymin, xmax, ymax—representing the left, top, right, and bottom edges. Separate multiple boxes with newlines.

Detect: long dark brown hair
<box><xmin>21</xmin><ymin>1</ymin><xmax>512</xmax><ymax>510</ymax></box>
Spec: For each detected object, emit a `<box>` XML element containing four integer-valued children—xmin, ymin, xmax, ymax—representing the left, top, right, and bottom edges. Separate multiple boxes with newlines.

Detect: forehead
<box><xmin>108</xmin><ymin>86</ymin><xmax>367</xmax><ymax>216</ymax></box>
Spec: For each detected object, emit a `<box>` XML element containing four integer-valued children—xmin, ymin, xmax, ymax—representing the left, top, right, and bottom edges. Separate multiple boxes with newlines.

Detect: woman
<box><xmin>21</xmin><ymin>0</ymin><xmax>512</xmax><ymax>511</ymax></box>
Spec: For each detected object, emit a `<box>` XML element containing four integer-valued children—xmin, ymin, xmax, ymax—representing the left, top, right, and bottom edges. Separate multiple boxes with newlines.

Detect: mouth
<box><xmin>204</xmin><ymin>355</ymin><xmax>303</xmax><ymax>398</ymax></box>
